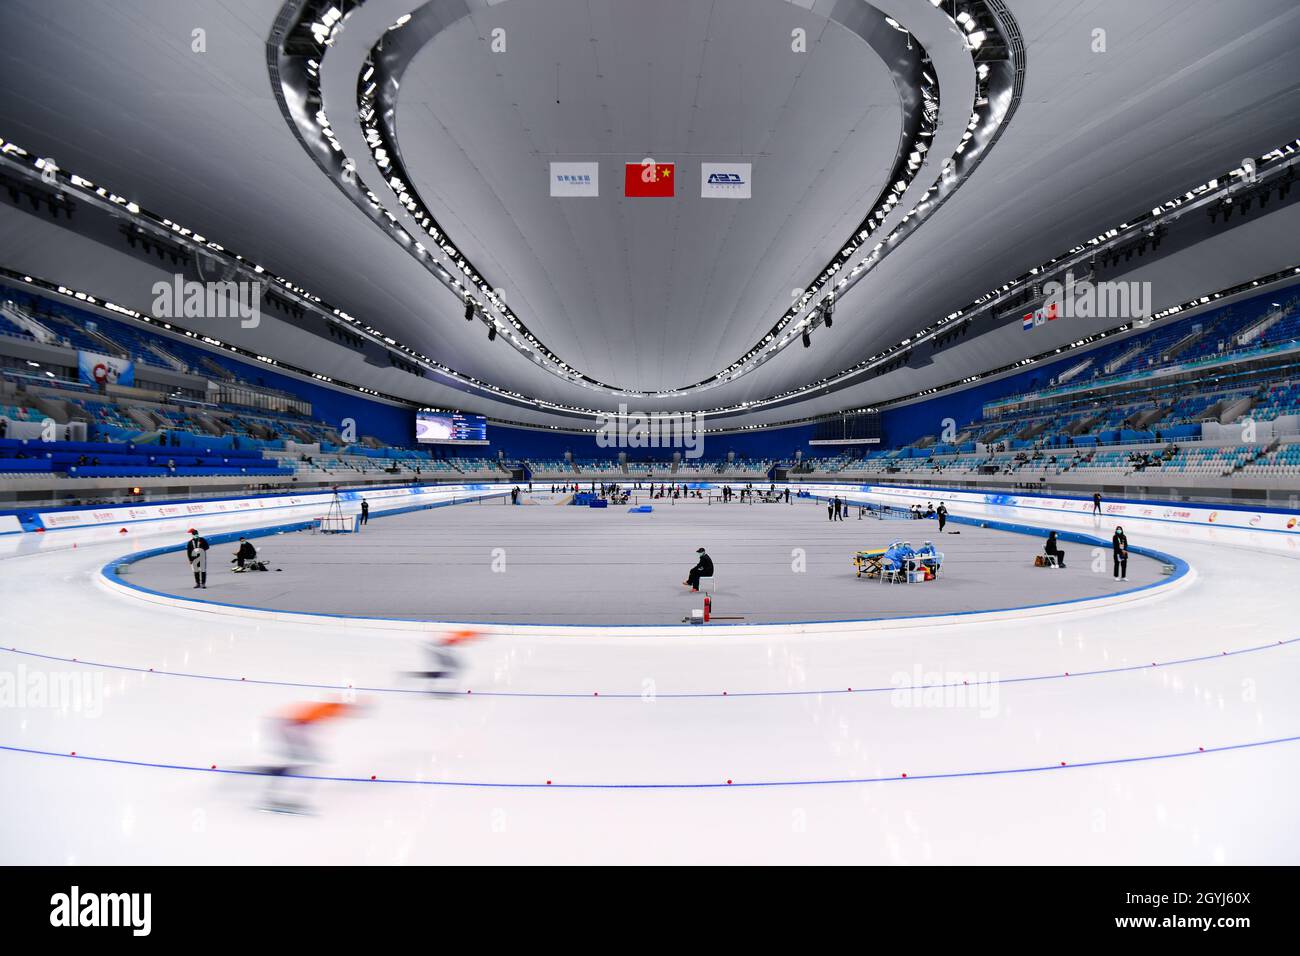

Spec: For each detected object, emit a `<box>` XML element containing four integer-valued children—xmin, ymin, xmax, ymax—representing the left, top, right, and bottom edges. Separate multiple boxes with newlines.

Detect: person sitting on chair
<box><xmin>684</xmin><ymin>547</ymin><xmax>714</xmax><ymax>592</ymax></box>
<box><xmin>233</xmin><ymin>537</ymin><xmax>258</xmax><ymax>570</ymax></box>
<box><xmin>915</xmin><ymin>541</ymin><xmax>941</xmax><ymax>574</ymax></box>
<box><xmin>1044</xmin><ymin>531</ymin><xmax>1067</xmax><ymax>568</ymax></box>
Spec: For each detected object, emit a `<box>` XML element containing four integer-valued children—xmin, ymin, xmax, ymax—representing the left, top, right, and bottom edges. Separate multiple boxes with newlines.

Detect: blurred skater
<box><xmin>262</xmin><ymin>697</ymin><xmax>360</xmax><ymax>813</ymax></box>
<box><xmin>409</xmin><ymin>629</ymin><xmax>484</xmax><ymax>696</ymax></box>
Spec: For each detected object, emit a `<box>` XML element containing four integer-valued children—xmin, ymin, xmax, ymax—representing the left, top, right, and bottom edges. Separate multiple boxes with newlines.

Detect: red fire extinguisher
<box><xmin>703</xmin><ymin>594</ymin><xmax>711</xmax><ymax>623</ymax></box>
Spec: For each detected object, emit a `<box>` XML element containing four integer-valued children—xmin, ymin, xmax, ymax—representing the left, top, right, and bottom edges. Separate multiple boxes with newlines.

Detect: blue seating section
<box><xmin>0</xmin><ymin>437</ymin><xmax>292</xmax><ymax>478</ymax></box>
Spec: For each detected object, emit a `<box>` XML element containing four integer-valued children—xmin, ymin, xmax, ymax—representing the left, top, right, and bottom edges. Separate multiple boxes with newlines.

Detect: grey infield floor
<box><xmin>123</xmin><ymin>495</ymin><xmax>1165</xmax><ymax>625</ymax></box>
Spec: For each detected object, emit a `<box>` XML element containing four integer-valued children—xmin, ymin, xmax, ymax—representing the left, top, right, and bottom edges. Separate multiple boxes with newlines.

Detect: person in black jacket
<box><xmin>1092</xmin><ymin>492</ymin><xmax>1102</xmax><ymax>515</ymax></box>
<box><xmin>684</xmin><ymin>547</ymin><xmax>714</xmax><ymax>591</ymax></box>
<box><xmin>937</xmin><ymin>502</ymin><xmax>948</xmax><ymax>533</ymax></box>
<box><xmin>1044</xmin><ymin>531</ymin><xmax>1066</xmax><ymax>568</ymax></box>
<box><xmin>186</xmin><ymin>528</ymin><xmax>209</xmax><ymax>589</ymax></box>
<box><xmin>360</xmin><ymin>499</ymin><xmax>369</xmax><ymax>527</ymax></box>
<box><xmin>233</xmin><ymin>537</ymin><xmax>257</xmax><ymax>570</ymax></box>
<box><xmin>1112</xmin><ymin>526</ymin><xmax>1129</xmax><ymax>580</ymax></box>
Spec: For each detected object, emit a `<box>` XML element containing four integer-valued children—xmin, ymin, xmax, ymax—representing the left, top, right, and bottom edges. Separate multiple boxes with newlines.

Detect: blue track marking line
<box><xmin>3</xmin><ymin>636</ymin><xmax>1294</xmax><ymax>699</ymax></box>
<box><xmin>3</xmin><ymin>733</ymin><xmax>1299</xmax><ymax>789</ymax></box>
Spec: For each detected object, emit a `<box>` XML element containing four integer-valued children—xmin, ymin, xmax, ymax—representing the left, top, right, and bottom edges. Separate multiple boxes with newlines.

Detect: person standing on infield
<box><xmin>186</xmin><ymin>528</ymin><xmax>209</xmax><ymax>589</ymax></box>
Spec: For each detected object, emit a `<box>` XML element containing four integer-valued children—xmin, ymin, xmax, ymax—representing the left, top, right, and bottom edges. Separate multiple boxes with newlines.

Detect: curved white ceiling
<box><xmin>392</xmin><ymin>0</ymin><xmax>903</xmax><ymax>391</ymax></box>
<box><xmin>318</xmin><ymin>0</ymin><xmax>978</xmax><ymax>408</ymax></box>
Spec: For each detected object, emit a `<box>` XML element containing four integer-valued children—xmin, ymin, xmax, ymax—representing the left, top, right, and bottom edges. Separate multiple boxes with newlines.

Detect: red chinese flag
<box><xmin>625</xmin><ymin>161</ymin><xmax>675</xmax><ymax>197</ymax></box>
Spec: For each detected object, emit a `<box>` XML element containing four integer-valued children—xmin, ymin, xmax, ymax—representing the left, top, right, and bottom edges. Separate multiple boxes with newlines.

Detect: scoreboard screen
<box><xmin>416</xmin><ymin>412</ymin><xmax>489</xmax><ymax>445</ymax></box>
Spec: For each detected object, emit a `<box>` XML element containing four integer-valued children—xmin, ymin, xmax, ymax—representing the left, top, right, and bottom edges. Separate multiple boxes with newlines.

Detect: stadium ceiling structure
<box><xmin>1</xmin><ymin>0</ymin><xmax>1299</xmax><ymax>426</ymax></box>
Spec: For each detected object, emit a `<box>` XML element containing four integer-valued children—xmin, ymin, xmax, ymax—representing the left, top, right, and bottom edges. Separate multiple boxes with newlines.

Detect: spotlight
<box><xmin>464</xmin><ymin>300</ymin><xmax>475</xmax><ymax>321</ymax></box>
<box><xmin>488</xmin><ymin>325</ymin><xmax>497</xmax><ymax>342</ymax></box>
<box><xmin>802</xmin><ymin>330</ymin><xmax>811</xmax><ymax>348</ymax></box>
<box><xmin>822</xmin><ymin>298</ymin><xmax>834</xmax><ymax>328</ymax></box>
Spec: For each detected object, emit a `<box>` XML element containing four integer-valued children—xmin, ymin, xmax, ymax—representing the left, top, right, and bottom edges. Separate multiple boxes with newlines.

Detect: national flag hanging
<box><xmin>1023</xmin><ymin>300</ymin><xmax>1061</xmax><ymax>331</ymax></box>
<box><xmin>625</xmin><ymin>160</ymin><xmax>675</xmax><ymax>198</ymax></box>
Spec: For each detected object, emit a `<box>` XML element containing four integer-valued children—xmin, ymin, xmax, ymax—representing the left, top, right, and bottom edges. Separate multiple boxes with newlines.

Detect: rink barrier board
<box><xmin>98</xmin><ymin>487</ymin><xmax>1194</xmax><ymax>636</ymax></box>
<box><xmin>800</xmin><ymin>482</ymin><xmax>1300</xmax><ymax>535</ymax></box>
<box><xmin>11</xmin><ymin>478</ymin><xmax>1296</xmax><ymax>535</ymax></box>
<box><xmin>0</xmin><ymin>481</ymin><xmax>501</xmax><ymax>534</ymax></box>
<box><xmin>830</xmin><ymin>480</ymin><xmax>1300</xmax><ymax>518</ymax></box>
<box><xmin>100</xmin><ymin>488</ymin><xmax>510</xmax><ymax>578</ymax></box>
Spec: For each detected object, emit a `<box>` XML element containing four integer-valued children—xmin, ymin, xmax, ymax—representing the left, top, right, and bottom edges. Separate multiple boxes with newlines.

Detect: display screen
<box><xmin>416</xmin><ymin>412</ymin><xmax>489</xmax><ymax>445</ymax></box>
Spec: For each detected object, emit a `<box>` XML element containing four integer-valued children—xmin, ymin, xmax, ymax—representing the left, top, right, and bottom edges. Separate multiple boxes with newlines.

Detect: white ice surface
<box><xmin>2</xmin><ymin>492</ymin><xmax>1298</xmax><ymax>864</ymax></box>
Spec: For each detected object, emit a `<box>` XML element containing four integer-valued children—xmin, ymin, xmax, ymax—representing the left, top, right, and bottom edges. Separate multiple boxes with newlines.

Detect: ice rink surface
<box><xmin>117</xmin><ymin>496</ymin><xmax>1164</xmax><ymax>624</ymax></box>
<box><xmin>2</xmin><ymin>487</ymin><xmax>1299</xmax><ymax>864</ymax></box>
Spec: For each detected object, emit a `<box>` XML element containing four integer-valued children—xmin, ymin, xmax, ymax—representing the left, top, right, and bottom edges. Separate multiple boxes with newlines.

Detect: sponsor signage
<box><xmin>701</xmin><ymin>162</ymin><xmax>752</xmax><ymax>199</ymax></box>
<box><xmin>549</xmin><ymin>162</ymin><xmax>599</xmax><ymax>197</ymax></box>
<box><xmin>829</xmin><ymin>484</ymin><xmax>1300</xmax><ymax>535</ymax></box>
<box><xmin>33</xmin><ymin>484</ymin><xmax>494</xmax><ymax>531</ymax></box>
